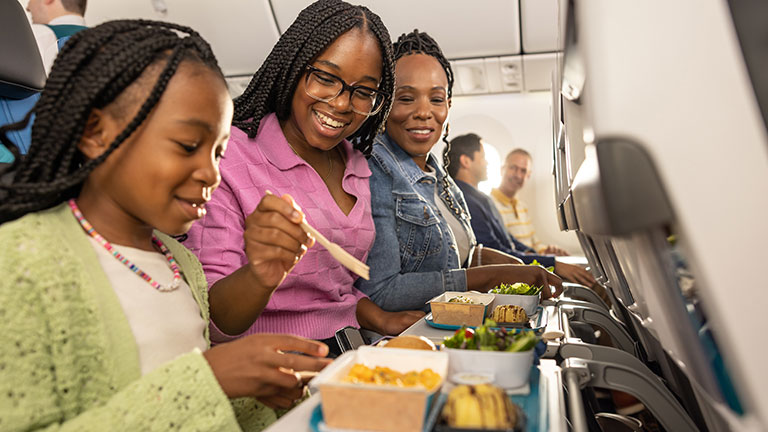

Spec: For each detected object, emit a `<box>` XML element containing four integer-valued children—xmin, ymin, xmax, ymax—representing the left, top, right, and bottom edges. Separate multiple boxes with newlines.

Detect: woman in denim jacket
<box><xmin>356</xmin><ymin>30</ymin><xmax>562</xmax><ymax>312</ymax></box>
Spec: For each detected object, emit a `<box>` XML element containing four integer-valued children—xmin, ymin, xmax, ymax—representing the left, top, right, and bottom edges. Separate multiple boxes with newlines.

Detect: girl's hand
<box><xmin>243</xmin><ymin>192</ymin><xmax>315</xmax><ymax>292</ymax></box>
<box><xmin>203</xmin><ymin>333</ymin><xmax>331</xmax><ymax>400</ymax></box>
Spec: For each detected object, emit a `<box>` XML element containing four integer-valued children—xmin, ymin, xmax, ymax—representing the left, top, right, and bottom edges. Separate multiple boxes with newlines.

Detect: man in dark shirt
<box><xmin>445</xmin><ymin>133</ymin><xmax>595</xmax><ymax>286</ymax></box>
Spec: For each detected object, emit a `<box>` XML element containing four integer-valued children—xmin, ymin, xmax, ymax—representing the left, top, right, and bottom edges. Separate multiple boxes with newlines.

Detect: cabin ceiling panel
<box><xmin>270</xmin><ymin>0</ymin><xmax>521</xmax><ymax>59</ymax></box>
<box><xmin>84</xmin><ymin>0</ymin><xmax>280</xmax><ymax>76</ymax></box>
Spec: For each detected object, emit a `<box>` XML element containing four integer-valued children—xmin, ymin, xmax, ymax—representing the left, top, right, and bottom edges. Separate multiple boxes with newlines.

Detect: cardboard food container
<box><xmin>446</xmin><ymin>348</ymin><xmax>534</xmax><ymax>389</ymax></box>
<box><xmin>429</xmin><ymin>291</ymin><xmax>495</xmax><ymax>327</ymax></box>
<box><xmin>310</xmin><ymin>345</ymin><xmax>449</xmax><ymax>432</ymax></box>
<box><xmin>489</xmin><ymin>292</ymin><xmax>541</xmax><ymax>316</ymax></box>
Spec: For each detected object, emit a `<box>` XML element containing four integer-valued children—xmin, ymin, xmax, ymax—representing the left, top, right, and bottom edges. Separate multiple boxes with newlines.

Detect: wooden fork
<box><xmin>299</xmin><ymin>219</ymin><xmax>370</xmax><ymax>280</ymax></box>
<box><xmin>265</xmin><ymin>190</ymin><xmax>370</xmax><ymax>280</ymax></box>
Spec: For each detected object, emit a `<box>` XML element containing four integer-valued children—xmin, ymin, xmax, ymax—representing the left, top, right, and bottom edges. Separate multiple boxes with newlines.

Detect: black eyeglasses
<box><xmin>304</xmin><ymin>65</ymin><xmax>386</xmax><ymax>116</ymax></box>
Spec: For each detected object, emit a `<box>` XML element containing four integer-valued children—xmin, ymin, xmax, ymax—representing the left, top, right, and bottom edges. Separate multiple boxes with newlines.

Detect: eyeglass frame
<box><xmin>303</xmin><ymin>65</ymin><xmax>387</xmax><ymax>116</ymax></box>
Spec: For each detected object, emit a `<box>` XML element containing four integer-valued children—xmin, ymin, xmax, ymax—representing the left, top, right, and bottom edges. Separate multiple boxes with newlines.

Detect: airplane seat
<box><xmin>0</xmin><ymin>0</ymin><xmax>46</xmax><ymax>164</ymax></box>
<box><xmin>570</xmin><ymin>136</ymin><xmax>742</xmax><ymax>431</ymax></box>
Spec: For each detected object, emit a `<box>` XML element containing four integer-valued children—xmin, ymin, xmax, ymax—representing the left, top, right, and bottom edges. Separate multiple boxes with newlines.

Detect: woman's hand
<box><xmin>466</xmin><ymin>264</ymin><xmax>564</xmax><ymax>299</ymax></box>
<box><xmin>243</xmin><ymin>192</ymin><xmax>315</xmax><ymax>292</ymax></box>
<box><xmin>541</xmin><ymin>245</ymin><xmax>569</xmax><ymax>256</ymax></box>
<box><xmin>203</xmin><ymin>333</ymin><xmax>331</xmax><ymax>402</ymax></box>
<box><xmin>554</xmin><ymin>261</ymin><xmax>595</xmax><ymax>287</ymax></box>
<box><xmin>378</xmin><ymin>310</ymin><xmax>426</xmax><ymax>335</ymax></box>
<box><xmin>356</xmin><ymin>298</ymin><xmax>426</xmax><ymax>336</ymax></box>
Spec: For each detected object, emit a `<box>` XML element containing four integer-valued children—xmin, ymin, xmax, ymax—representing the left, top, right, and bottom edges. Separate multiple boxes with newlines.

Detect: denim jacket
<box><xmin>355</xmin><ymin>133</ymin><xmax>476</xmax><ymax>312</ymax></box>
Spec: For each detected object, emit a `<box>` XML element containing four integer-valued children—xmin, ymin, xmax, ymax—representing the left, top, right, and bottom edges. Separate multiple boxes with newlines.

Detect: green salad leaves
<box><xmin>529</xmin><ymin>259</ymin><xmax>555</xmax><ymax>273</ymax></box>
<box><xmin>442</xmin><ymin>320</ymin><xmax>539</xmax><ymax>352</ymax></box>
<box><xmin>489</xmin><ymin>282</ymin><xmax>543</xmax><ymax>296</ymax></box>
<box><xmin>488</xmin><ymin>260</ymin><xmax>553</xmax><ymax>296</ymax></box>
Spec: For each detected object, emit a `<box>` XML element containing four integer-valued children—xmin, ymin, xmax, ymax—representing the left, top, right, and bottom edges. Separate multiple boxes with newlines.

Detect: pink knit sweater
<box><xmin>185</xmin><ymin>113</ymin><xmax>374</xmax><ymax>341</ymax></box>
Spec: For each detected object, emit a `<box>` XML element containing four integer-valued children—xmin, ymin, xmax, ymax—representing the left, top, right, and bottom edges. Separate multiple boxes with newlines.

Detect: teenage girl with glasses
<box><xmin>185</xmin><ymin>0</ymin><xmax>425</xmax><ymax>357</ymax></box>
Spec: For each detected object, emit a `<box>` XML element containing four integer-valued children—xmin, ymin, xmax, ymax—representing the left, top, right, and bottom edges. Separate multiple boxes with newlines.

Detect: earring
<box><xmin>202</xmin><ymin>186</ymin><xmax>212</xmax><ymax>201</ymax></box>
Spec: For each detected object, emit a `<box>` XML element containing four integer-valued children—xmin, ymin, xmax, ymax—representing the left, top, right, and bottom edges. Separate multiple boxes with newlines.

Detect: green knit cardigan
<box><xmin>0</xmin><ymin>203</ymin><xmax>277</xmax><ymax>431</ymax></box>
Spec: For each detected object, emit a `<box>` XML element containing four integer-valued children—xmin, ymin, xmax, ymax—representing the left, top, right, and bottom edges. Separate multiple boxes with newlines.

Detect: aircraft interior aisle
<box><xmin>3</xmin><ymin>0</ymin><xmax>766</xmax><ymax>431</ymax></box>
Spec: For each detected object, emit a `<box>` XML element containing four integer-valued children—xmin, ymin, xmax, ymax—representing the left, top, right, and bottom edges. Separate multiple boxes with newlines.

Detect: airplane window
<box><xmin>478</xmin><ymin>141</ymin><xmax>501</xmax><ymax>194</ymax></box>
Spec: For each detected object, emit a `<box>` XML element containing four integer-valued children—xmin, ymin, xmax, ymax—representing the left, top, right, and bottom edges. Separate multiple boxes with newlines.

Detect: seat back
<box><xmin>0</xmin><ymin>0</ymin><xmax>46</xmax><ymax>163</ymax></box>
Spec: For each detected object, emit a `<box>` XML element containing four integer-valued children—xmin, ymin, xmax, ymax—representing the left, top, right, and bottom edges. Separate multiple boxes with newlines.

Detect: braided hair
<box><xmin>391</xmin><ymin>30</ymin><xmax>464</xmax><ymax>217</ymax></box>
<box><xmin>233</xmin><ymin>0</ymin><xmax>395</xmax><ymax>158</ymax></box>
<box><xmin>0</xmin><ymin>20</ymin><xmax>224</xmax><ymax>223</ymax></box>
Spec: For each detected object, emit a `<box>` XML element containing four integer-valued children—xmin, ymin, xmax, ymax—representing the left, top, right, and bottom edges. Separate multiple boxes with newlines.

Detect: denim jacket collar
<box><xmin>374</xmin><ymin>132</ymin><xmax>449</xmax><ymax>187</ymax></box>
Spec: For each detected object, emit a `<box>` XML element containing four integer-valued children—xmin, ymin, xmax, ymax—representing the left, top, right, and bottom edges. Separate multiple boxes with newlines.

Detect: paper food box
<box><xmin>311</xmin><ymin>346</ymin><xmax>449</xmax><ymax>432</ymax></box>
<box><xmin>429</xmin><ymin>291</ymin><xmax>495</xmax><ymax>327</ymax></box>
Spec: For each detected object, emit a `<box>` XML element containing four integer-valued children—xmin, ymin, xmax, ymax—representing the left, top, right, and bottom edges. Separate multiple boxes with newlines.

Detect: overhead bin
<box><xmin>84</xmin><ymin>0</ymin><xmax>562</xmax><ymax>95</ymax></box>
<box><xmin>520</xmin><ymin>0</ymin><xmax>565</xmax><ymax>53</ymax></box>
<box><xmin>84</xmin><ymin>0</ymin><xmax>280</xmax><ymax>76</ymax></box>
<box><xmin>271</xmin><ymin>0</ymin><xmax>521</xmax><ymax>59</ymax></box>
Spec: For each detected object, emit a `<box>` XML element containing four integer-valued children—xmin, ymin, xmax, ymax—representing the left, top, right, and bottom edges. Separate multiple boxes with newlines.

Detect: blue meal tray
<box><xmin>310</xmin><ymin>367</ymin><xmax>544</xmax><ymax>432</ymax></box>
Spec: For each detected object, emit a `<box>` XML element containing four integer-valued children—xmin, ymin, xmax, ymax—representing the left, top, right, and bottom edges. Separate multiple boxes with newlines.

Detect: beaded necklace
<box><xmin>68</xmin><ymin>199</ymin><xmax>181</xmax><ymax>292</ymax></box>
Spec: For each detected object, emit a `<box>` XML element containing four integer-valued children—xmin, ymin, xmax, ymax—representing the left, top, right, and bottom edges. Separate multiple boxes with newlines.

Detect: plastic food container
<box><xmin>445</xmin><ymin>347</ymin><xmax>534</xmax><ymax>389</ymax></box>
<box><xmin>310</xmin><ymin>346</ymin><xmax>449</xmax><ymax>432</ymax></box>
<box><xmin>429</xmin><ymin>291</ymin><xmax>495</xmax><ymax>327</ymax></box>
<box><xmin>489</xmin><ymin>292</ymin><xmax>541</xmax><ymax>316</ymax></box>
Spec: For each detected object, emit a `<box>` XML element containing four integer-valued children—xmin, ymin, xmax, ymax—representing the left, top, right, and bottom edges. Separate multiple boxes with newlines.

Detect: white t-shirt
<box><xmin>30</xmin><ymin>14</ymin><xmax>86</xmax><ymax>76</ymax></box>
<box><xmin>424</xmin><ymin>167</ymin><xmax>471</xmax><ymax>266</ymax></box>
<box><xmin>88</xmin><ymin>237</ymin><xmax>207</xmax><ymax>375</ymax></box>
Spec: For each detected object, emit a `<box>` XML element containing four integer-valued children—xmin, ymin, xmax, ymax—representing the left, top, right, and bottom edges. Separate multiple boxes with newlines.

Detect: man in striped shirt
<box><xmin>491</xmin><ymin>149</ymin><xmax>569</xmax><ymax>256</ymax></box>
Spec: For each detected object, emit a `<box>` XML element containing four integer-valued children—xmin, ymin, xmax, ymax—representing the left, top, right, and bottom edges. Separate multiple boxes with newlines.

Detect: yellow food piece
<box><xmin>491</xmin><ymin>304</ymin><xmax>528</xmax><ymax>323</ymax></box>
<box><xmin>442</xmin><ymin>384</ymin><xmax>518</xmax><ymax>429</ymax></box>
<box><xmin>343</xmin><ymin>364</ymin><xmax>441</xmax><ymax>390</ymax></box>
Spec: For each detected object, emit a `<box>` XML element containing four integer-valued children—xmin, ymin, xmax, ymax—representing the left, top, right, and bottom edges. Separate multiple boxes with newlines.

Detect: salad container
<box><xmin>446</xmin><ymin>348</ymin><xmax>534</xmax><ymax>389</ymax></box>
<box><xmin>428</xmin><ymin>291</ymin><xmax>495</xmax><ymax>327</ymax></box>
<box><xmin>310</xmin><ymin>346</ymin><xmax>448</xmax><ymax>432</ymax></box>
<box><xmin>441</xmin><ymin>324</ymin><xmax>538</xmax><ymax>389</ymax></box>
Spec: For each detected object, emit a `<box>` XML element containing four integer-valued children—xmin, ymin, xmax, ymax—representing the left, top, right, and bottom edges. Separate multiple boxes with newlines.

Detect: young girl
<box><xmin>185</xmin><ymin>0</ymin><xmax>424</xmax><ymax>356</ymax></box>
<box><xmin>357</xmin><ymin>30</ymin><xmax>564</xmax><ymax>312</ymax></box>
<box><xmin>0</xmin><ymin>20</ymin><xmax>329</xmax><ymax>431</ymax></box>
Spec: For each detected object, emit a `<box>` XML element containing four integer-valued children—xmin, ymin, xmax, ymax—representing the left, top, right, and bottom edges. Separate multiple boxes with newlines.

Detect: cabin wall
<box><xmin>435</xmin><ymin>92</ymin><xmax>582</xmax><ymax>254</ymax></box>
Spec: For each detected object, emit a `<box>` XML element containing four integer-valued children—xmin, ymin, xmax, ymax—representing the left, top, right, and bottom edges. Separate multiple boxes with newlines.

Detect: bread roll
<box><xmin>378</xmin><ymin>335</ymin><xmax>436</xmax><ymax>351</ymax></box>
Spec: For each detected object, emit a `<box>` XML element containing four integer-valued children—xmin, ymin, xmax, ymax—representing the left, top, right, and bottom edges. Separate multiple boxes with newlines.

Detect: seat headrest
<box><xmin>0</xmin><ymin>1</ymin><xmax>46</xmax><ymax>99</ymax></box>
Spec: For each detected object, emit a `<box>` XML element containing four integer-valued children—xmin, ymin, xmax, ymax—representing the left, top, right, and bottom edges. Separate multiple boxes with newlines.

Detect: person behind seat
<box><xmin>447</xmin><ymin>133</ymin><xmax>596</xmax><ymax>287</ymax></box>
<box><xmin>185</xmin><ymin>0</ymin><xmax>425</xmax><ymax>357</ymax></box>
<box><xmin>0</xmin><ymin>20</ymin><xmax>330</xmax><ymax>431</ymax></box>
<box><xmin>491</xmin><ymin>148</ymin><xmax>570</xmax><ymax>255</ymax></box>
<box><xmin>357</xmin><ymin>30</ymin><xmax>563</xmax><ymax>312</ymax></box>
<box><xmin>26</xmin><ymin>0</ymin><xmax>88</xmax><ymax>75</ymax></box>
